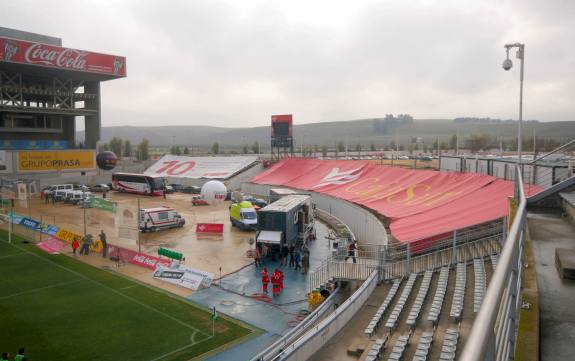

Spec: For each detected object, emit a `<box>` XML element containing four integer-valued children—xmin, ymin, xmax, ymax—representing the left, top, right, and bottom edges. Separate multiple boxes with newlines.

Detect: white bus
<box><xmin>112</xmin><ymin>173</ymin><xmax>166</xmax><ymax>196</ymax></box>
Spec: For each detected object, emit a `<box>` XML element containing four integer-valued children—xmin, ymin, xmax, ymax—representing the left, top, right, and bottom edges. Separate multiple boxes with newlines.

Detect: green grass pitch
<box><xmin>0</xmin><ymin>231</ymin><xmax>256</xmax><ymax>360</ymax></box>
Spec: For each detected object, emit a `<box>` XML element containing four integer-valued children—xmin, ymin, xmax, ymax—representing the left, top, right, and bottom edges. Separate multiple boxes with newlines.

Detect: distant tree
<box><xmin>123</xmin><ymin>140</ymin><xmax>132</xmax><ymax>157</ymax></box>
<box><xmin>432</xmin><ymin>138</ymin><xmax>439</xmax><ymax>152</ymax></box>
<box><xmin>137</xmin><ymin>139</ymin><xmax>149</xmax><ymax>161</ymax></box>
<box><xmin>251</xmin><ymin>141</ymin><xmax>260</xmax><ymax>154</ymax></box>
<box><xmin>449</xmin><ymin>134</ymin><xmax>458</xmax><ymax>150</ymax></box>
<box><xmin>440</xmin><ymin>142</ymin><xmax>448</xmax><ymax>150</ymax></box>
<box><xmin>355</xmin><ymin>143</ymin><xmax>362</xmax><ymax>152</ymax></box>
<box><xmin>337</xmin><ymin>141</ymin><xmax>345</xmax><ymax>153</ymax></box>
<box><xmin>414</xmin><ymin>143</ymin><xmax>419</xmax><ymax>151</ymax></box>
<box><xmin>321</xmin><ymin>144</ymin><xmax>328</xmax><ymax>158</ymax></box>
<box><xmin>314</xmin><ymin>144</ymin><xmax>319</xmax><ymax>157</ymax></box>
<box><xmin>399</xmin><ymin>144</ymin><xmax>405</xmax><ymax>151</ymax></box>
<box><xmin>423</xmin><ymin>144</ymin><xmax>429</xmax><ymax>153</ymax></box>
<box><xmin>212</xmin><ymin>142</ymin><xmax>220</xmax><ymax>155</ymax></box>
<box><xmin>242</xmin><ymin>145</ymin><xmax>248</xmax><ymax>154</ymax></box>
<box><xmin>466</xmin><ymin>133</ymin><xmax>492</xmax><ymax>152</ymax></box>
<box><xmin>370</xmin><ymin>143</ymin><xmax>376</xmax><ymax>151</ymax></box>
<box><xmin>99</xmin><ymin>142</ymin><xmax>110</xmax><ymax>152</ymax></box>
<box><xmin>109</xmin><ymin>137</ymin><xmax>123</xmax><ymax>158</ymax></box>
<box><xmin>408</xmin><ymin>144</ymin><xmax>414</xmax><ymax>155</ymax></box>
<box><xmin>183</xmin><ymin>146</ymin><xmax>190</xmax><ymax>155</ymax></box>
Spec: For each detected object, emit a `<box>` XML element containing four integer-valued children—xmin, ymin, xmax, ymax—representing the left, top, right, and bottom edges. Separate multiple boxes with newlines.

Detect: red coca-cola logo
<box><xmin>24</xmin><ymin>43</ymin><xmax>87</xmax><ymax>71</ymax></box>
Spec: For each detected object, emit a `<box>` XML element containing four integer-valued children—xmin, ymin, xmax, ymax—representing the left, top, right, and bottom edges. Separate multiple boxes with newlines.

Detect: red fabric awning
<box><xmin>251</xmin><ymin>158</ymin><xmax>541</xmax><ymax>243</ymax></box>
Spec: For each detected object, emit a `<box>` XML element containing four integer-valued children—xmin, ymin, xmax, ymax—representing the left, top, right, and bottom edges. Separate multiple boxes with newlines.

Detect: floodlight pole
<box><xmin>503</xmin><ymin>42</ymin><xmax>525</xmax><ymax>170</ymax></box>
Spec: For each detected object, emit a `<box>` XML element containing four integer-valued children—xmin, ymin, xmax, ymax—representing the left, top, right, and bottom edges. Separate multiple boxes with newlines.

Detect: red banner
<box><xmin>196</xmin><ymin>223</ymin><xmax>224</xmax><ymax>233</ymax></box>
<box><xmin>129</xmin><ymin>253</ymin><xmax>171</xmax><ymax>270</ymax></box>
<box><xmin>251</xmin><ymin>159</ymin><xmax>543</xmax><ymax>243</ymax></box>
<box><xmin>0</xmin><ymin>36</ymin><xmax>126</xmax><ymax>77</ymax></box>
<box><xmin>36</xmin><ymin>236</ymin><xmax>67</xmax><ymax>254</ymax></box>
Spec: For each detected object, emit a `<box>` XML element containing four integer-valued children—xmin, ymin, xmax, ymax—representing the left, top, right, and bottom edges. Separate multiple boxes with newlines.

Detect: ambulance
<box><xmin>139</xmin><ymin>206</ymin><xmax>185</xmax><ymax>232</ymax></box>
<box><xmin>229</xmin><ymin>201</ymin><xmax>258</xmax><ymax>230</ymax></box>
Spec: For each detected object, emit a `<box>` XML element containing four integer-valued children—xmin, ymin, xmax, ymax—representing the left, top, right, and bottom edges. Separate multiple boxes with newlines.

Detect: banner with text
<box><xmin>145</xmin><ymin>155</ymin><xmax>258</xmax><ymax>180</ymax></box>
<box><xmin>17</xmin><ymin>150</ymin><xmax>96</xmax><ymax>172</ymax></box>
<box><xmin>0</xmin><ymin>36</ymin><xmax>126</xmax><ymax>77</ymax></box>
<box><xmin>153</xmin><ymin>264</ymin><xmax>214</xmax><ymax>290</ymax></box>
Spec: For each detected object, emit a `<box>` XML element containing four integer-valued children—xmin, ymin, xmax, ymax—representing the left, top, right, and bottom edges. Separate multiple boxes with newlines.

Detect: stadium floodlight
<box><xmin>502</xmin><ymin>42</ymin><xmax>525</xmax><ymax>167</ymax></box>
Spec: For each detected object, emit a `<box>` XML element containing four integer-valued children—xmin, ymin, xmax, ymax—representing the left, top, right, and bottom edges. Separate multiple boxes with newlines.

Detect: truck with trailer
<box><xmin>229</xmin><ymin>201</ymin><xmax>258</xmax><ymax>230</ymax></box>
<box><xmin>139</xmin><ymin>206</ymin><xmax>185</xmax><ymax>232</ymax></box>
<box><xmin>255</xmin><ymin>195</ymin><xmax>315</xmax><ymax>256</ymax></box>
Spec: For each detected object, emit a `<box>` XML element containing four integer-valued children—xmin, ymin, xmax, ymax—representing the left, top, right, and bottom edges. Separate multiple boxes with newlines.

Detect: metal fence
<box><xmin>460</xmin><ymin>166</ymin><xmax>526</xmax><ymax>361</ymax></box>
<box><xmin>250</xmin><ymin>287</ymin><xmax>340</xmax><ymax>361</ymax></box>
<box><xmin>275</xmin><ymin>270</ymin><xmax>379</xmax><ymax>361</ymax></box>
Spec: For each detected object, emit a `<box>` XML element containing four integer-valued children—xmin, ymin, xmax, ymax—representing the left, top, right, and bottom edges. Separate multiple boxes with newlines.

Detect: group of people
<box><xmin>42</xmin><ymin>190</ymin><xmax>56</xmax><ymax>204</ymax></box>
<box><xmin>71</xmin><ymin>230</ymin><xmax>108</xmax><ymax>258</ymax></box>
<box><xmin>254</xmin><ymin>243</ymin><xmax>310</xmax><ymax>275</ymax></box>
<box><xmin>261</xmin><ymin>267</ymin><xmax>284</xmax><ymax>297</ymax></box>
<box><xmin>1</xmin><ymin>348</ymin><xmax>27</xmax><ymax>361</ymax></box>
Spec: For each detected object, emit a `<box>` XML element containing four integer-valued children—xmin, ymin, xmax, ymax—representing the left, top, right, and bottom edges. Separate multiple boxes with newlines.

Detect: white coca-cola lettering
<box><xmin>24</xmin><ymin>43</ymin><xmax>87</xmax><ymax>70</ymax></box>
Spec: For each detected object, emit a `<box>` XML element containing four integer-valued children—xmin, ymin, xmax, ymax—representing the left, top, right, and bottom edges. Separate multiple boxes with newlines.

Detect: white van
<box><xmin>64</xmin><ymin>190</ymin><xmax>93</xmax><ymax>205</ymax></box>
<box><xmin>139</xmin><ymin>206</ymin><xmax>185</xmax><ymax>232</ymax></box>
<box><xmin>47</xmin><ymin>184</ymin><xmax>74</xmax><ymax>201</ymax></box>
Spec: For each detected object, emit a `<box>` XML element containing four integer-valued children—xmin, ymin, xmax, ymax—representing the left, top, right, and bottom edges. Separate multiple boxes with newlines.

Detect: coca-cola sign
<box><xmin>0</xmin><ymin>36</ymin><xmax>126</xmax><ymax>77</ymax></box>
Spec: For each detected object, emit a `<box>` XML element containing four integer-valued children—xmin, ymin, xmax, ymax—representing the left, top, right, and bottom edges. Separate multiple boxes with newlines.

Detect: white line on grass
<box><xmin>0</xmin><ymin>279</ymin><xmax>84</xmax><ymax>300</ymax></box>
<box><xmin>0</xmin><ymin>238</ymin><xmax>211</xmax><ymax>337</ymax></box>
<box><xmin>119</xmin><ymin>285</ymin><xmax>138</xmax><ymax>290</ymax></box>
<box><xmin>148</xmin><ymin>332</ymin><xmax>214</xmax><ymax>361</ymax></box>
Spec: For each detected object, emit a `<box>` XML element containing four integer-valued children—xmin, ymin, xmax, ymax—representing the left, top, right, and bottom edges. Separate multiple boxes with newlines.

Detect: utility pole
<box><xmin>137</xmin><ymin>198</ymin><xmax>141</xmax><ymax>254</ymax></box>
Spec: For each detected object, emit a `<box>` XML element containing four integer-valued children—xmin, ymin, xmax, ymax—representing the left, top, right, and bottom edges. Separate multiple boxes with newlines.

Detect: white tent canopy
<box><xmin>257</xmin><ymin>230</ymin><xmax>282</xmax><ymax>244</ymax></box>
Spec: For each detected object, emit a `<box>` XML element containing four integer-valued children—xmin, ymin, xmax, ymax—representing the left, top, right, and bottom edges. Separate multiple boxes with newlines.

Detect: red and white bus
<box><xmin>112</xmin><ymin>173</ymin><xmax>166</xmax><ymax>196</ymax></box>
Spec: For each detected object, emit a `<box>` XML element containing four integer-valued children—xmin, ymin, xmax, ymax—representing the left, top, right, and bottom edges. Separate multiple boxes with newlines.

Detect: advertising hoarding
<box><xmin>17</xmin><ymin>150</ymin><xmax>95</xmax><ymax>172</ymax></box>
<box><xmin>0</xmin><ymin>36</ymin><xmax>126</xmax><ymax>77</ymax></box>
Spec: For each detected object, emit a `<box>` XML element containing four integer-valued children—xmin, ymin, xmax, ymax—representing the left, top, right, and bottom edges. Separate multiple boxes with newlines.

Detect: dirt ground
<box><xmin>14</xmin><ymin>192</ymin><xmax>256</xmax><ymax>280</ymax></box>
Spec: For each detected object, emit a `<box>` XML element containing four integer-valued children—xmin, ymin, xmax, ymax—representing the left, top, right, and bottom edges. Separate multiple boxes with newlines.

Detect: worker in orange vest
<box><xmin>261</xmin><ymin>267</ymin><xmax>270</xmax><ymax>294</ymax></box>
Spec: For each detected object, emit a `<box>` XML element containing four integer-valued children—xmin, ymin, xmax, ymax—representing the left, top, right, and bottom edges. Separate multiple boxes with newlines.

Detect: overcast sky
<box><xmin>2</xmin><ymin>0</ymin><xmax>574</xmax><ymax>127</ymax></box>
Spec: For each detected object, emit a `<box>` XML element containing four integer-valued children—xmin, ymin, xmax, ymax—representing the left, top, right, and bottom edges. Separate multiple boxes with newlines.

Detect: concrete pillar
<box><xmin>84</xmin><ymin>81</ymin><xmax>101</xmax><ymax>149</ymax></box>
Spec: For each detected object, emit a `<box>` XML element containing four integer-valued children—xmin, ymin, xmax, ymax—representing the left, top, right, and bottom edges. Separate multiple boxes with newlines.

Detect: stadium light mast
<box><xmin>502</xmin><ymin>42</ymin><xmax>525</xmax><ymax>167</ymax></box>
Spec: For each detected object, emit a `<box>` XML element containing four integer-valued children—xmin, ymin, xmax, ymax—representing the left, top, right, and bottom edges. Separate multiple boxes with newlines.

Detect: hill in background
<box><xmin>78</xmin><ymin>118</ymin><xmax>575</xmax><ymax>149</ymax></box>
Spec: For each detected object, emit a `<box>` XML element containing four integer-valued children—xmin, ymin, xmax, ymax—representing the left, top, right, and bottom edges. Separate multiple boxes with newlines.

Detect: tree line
<box><xmin>99</xmin><ymin>137</ymin><xmax>149</xmax><ymax>161</ymax></box>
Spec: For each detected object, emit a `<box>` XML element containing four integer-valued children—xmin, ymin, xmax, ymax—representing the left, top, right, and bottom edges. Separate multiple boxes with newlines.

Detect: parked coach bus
<box><xmin>112</xmin><ymin>173</ymin><xmax>166</xmax><ymax>196</ymax></box>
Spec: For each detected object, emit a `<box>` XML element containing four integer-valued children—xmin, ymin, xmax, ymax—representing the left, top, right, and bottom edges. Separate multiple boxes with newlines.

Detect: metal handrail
<box><xmin>460</xmin><ymin>166</ymin><xmax>526</xmax><ymax>361</ymax></box>
<box><xmin>526</xmin><ymin>138</ymin><xmax>575</xmax><ymax>166</ymax></box>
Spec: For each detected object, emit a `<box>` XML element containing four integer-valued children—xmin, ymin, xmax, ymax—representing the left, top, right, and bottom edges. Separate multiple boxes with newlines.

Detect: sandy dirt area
<box><xmin>15</xmin><ymin>192</ymin><xmax>255</xmax><ymax>279</ymax></box>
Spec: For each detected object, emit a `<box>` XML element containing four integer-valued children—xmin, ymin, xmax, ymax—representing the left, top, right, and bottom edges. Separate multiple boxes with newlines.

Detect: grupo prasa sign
<box><xmin>17</xmin><ymin>150</ymin><xmax>96</xmax><ymax>172</ymax></box>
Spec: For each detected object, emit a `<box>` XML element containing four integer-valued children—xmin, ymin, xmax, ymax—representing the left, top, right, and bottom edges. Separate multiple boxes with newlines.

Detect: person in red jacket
<box><xmin>271</xmin><ymin>268</ymin><xmax>281</xmax><ymax>297</ymax></box>
<box><xmin>261</xmin><ymin>267</ymin><xmax>270</xmax><ymax>294</ymax></box>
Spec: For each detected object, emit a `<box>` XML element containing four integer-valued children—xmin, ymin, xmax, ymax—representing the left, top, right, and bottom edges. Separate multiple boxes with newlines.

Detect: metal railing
<box><xmin>276</xmin><ymin>270</ymin><xmax>379</xmax><ymax>361</ymax></box>
<box><xmin>250</xmin><ymin>287</ymin><xmax>340</xmax><ymax>361</ymax></box>
<box><xmin>460</xmin><ymin>166</ymin><xmax>526</xmax><ymax>361</ymax></box>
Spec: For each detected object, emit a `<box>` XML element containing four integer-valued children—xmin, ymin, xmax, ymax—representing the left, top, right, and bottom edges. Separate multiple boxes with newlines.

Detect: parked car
<box><xmin>192</xmin><ymin>195</ymin><xmax>209</xmax><ymax>206</ymax></box>
<box><xmin>164</xmin><ymin>185</ymin><xmax>175</xmax><ymax>194</ymax></box>
<box><xmin>243</xmin><ymin>195</ymin><xmax>268</xmax><ymax>208</ymax></box>
<box><xmin>181</xmin><ymin>186</ymin><xmax>201</xmax><ymax>194</ymax></box>
<box><xmin>169</xmin><ymin>183</ymin><xmax>183</xmax><ymax>192</ymax></box>
<box><xmin>90</xmin><ymin>184</ymin><xmax>110</xmax><ymax>192</ymax></box>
